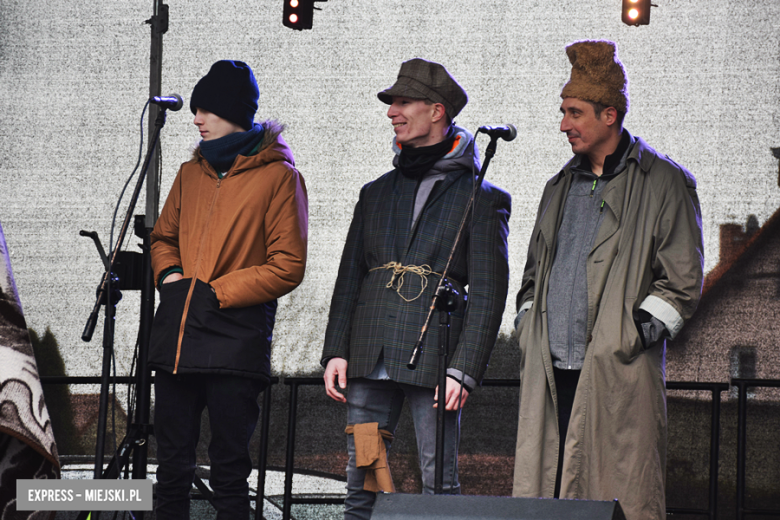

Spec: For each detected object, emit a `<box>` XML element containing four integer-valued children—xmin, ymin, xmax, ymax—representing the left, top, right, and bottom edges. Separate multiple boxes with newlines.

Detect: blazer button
<box><xmin>587</xmin><ymin>334</ymin><xmax>593</xmax><ymax>343</ymax></box>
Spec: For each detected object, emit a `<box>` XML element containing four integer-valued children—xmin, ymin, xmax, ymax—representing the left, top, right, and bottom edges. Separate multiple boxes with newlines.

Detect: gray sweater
<box><xmin>546</xmin><ymin>157</ymin><xmax>620</xmax><ymax>370</ymax></box>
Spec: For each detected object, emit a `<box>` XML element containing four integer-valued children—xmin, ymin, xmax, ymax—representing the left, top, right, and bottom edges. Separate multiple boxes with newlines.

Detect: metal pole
<box><xmin>131</xmin><ymin>223</ymin><xmax>155</xmax><ymax>519</ymax></box>
<box><xmin>736</xmin><ymin>381</ymin><xmax>747</xmax><ymax>520</ymax></box>
<box><xmin>140</xmin><ymin>5</ymin><xmax>166</xmax><ymax>517</ymax></box>
<box><xmin>283</xmin><ymin>381</ymin><xmax>299</xmax><ymax>520</ymax></box>
<box><xmin>708</xmin><ymin>386</ymin><xmax>722</xmax><ymax>520</ymax></box>
<box><xmin>145</xmin><ymin>0</ymin><xmax>166</xmax><ymax>229</ymax></box>
<box><xmin>255</xmin><ymin>383</ymin><xmax>274</xmax><ymax>520</ymax></box>
<box><xmin>434</xmin><ymin>307</ymin><xmax>450</xmax><ymax>494</ymax></box>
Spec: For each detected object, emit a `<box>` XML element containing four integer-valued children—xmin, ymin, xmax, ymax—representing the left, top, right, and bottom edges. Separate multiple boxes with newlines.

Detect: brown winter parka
<box><xmin>148</xmin><ymin>121</ymin><xmax>308</xmax><ymax>381</ymax></box>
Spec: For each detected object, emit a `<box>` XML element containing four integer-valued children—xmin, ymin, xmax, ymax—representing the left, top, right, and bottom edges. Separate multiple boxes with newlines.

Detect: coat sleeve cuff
<box><xmin>158</xmin><ymin>266</ymin><xmax>183</xmax><ymax>289</ymax></box>
<box><xmin>515</xmin><ymin>301</ymin><xmax>533</xmax><ymax>331</ymax></box>
<box><xmin>446</xmin><ymin>368</ymin><xmax>477</xmax><ymax>392</ymax></box>
<box><xmin>639</xmin><ymin>295</ymin><xmax>684</xmax><ymax>339</ymax></box>
<box><xmin>321</xmin><ymin>355</ymin><xmax>346</xmax><ymax>369</ymax></box>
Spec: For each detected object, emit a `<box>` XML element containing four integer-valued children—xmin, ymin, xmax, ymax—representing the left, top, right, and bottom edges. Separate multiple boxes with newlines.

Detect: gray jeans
<box><xmin>345</xmin><ymin>378</ymin><xmax>461</xmax><ymax>520</ymax></box>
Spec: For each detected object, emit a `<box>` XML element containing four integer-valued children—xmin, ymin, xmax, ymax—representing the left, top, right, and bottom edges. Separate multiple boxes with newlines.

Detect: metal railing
<box><xmin>665</xmin><ymin>381</ymin><xmax>729</xmax><ymax>520</ymax></box>
<box><xmin>732</xmin><ymin>378</ymin><xmax>780</xmax><ymax>520</ymax></box>
<box><xmin>41</xmin><ymin>376</ymin><xmax>780</xmax><ymax>520</ymax></box>
<box><xmin>282</xmin><ymin>377</ymin><xmax>345</xmax><ymax>520</ymax></box>
<box><xmin>279</xmin><ymin>378</ymin><xmax>733</xmax><ymax>520</ymax></box>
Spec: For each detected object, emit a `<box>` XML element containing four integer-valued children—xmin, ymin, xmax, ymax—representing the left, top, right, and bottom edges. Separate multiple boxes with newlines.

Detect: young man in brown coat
<box><xmin>149</xmin><ymin>60</ymin><xmax>308</xmax><ymax>519</ymax></box>
<box><xmin>512</xmin><ymin>41</ymin><xmax>703</xmax><ymax>520</ymax></box>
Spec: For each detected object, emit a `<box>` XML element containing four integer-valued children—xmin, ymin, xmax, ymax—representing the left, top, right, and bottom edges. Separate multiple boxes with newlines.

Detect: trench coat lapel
<box><xmin>538</xmin><ymin>173</ymin><xmax>570</xmax><ymax>252</ymax></box>
<box><xmin>591</xmin><ymin>135</ymin><xmax>657</xmax><ymax>253</ymax></box>
<box><xmin>591</xmin><ymin>173</ymin><xmax>627</xmax><ymax>252</ymax></box>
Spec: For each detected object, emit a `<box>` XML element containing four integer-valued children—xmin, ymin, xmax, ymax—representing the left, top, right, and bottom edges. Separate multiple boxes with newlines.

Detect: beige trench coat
<box><xmin>512</xmin><ymin>136</ymin><xmax>703</xmax><ymax>520</ymax></box>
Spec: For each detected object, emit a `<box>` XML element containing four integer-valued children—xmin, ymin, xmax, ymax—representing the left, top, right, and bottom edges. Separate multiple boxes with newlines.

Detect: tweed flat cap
<box><xmin>378</xmin><ymin>58</ymin><xmax>468</xmax><ymax>119</ymax></box>
<box><xmin>560</xmin><ymin>40</ymin><xmax>630</xmax><ymax>113</ymax></box>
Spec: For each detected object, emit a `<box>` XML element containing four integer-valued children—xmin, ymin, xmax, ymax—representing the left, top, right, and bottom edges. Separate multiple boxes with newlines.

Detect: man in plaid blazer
<box><xmin>321</xmin><ymin>58</ymin><xmax>511</xmax><ymax>519</ymax></box>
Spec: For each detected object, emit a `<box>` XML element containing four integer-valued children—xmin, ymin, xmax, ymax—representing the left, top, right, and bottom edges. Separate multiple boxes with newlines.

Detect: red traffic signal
<box><xmin>622</xmin><ymin>0</ymin><xmax>651</xmax><ymax>26</ymax></box>
<box><xmin>283</xmin><ymin>0</ymin><xmax>314</xmax><ymax>30</ymax></box>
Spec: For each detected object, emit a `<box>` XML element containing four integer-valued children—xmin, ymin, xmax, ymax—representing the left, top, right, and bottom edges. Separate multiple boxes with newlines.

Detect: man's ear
<box><xmin>431</xmin><ymin>103</ymin><xmax>447</xmax><ymax>124</ymax></box>
<box><xmin>602</xmin><ymin>106</ymin><xmax>619</xmax><ymax>127</ymax></box>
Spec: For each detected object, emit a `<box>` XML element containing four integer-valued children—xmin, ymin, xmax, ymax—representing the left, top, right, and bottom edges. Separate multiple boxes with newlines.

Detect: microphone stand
<box><xmin>79</xmin><ymin>106</ymin><xmax>170</xmax><ymax>520</ymax></box>
<box><xmin>432</xmin><ymin>282</ymin><xmax>461</xmax><ymax>495</ymax></box>
<box><xmin>406</xmin><ymin>132</ymin><xmax>503</xmax><ymax>494</ymax></box>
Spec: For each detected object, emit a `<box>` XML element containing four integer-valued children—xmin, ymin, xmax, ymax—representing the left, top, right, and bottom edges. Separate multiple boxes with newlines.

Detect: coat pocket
<box><xmin>178</xmin><ymin>279</ymin><xmax>276</xmax><ymax>377</ymax></box>
<box><xmin>615</xmin><ymin>297</ymin><xmax>644</xmax><ymax>363</ymax></box>
<box><xmin>148</xmin><ymin>277</ymin><xmax>192</xmax><ymax>371</ymax></box>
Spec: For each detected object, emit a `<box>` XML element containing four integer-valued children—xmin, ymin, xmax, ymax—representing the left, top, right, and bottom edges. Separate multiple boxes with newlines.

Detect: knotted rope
<box><xmin>369</xmin><ymin>261</ymin><xmax>441</xmax><ymax>302</ymax></box>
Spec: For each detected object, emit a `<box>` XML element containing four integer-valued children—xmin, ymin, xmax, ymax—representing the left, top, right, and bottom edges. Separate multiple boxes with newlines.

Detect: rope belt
<box><xmin>345</xmin><ymin>423</ymin><xmax>396</xmax><ymax>493</ymax></box>
<box><xmin>369</xmin><ymin>261</ymin><xmax>441</xmax><ymax>302</ymax></box>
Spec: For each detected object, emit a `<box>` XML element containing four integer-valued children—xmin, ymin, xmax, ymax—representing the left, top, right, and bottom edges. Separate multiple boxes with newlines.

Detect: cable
<box><xmin>109</xmin><ymin>100</ymin><xmax>149</xmax><ymax>258</ymax></box>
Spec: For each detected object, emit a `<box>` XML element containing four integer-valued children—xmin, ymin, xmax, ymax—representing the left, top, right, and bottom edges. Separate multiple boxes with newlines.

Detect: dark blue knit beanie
<box><xmin>190</xmin><ymin>60</ymin><xmax>259</xmax><ymax>131</ymax></box>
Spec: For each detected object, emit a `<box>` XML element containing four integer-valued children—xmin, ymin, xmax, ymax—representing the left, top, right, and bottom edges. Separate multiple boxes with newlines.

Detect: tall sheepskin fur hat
<box><xmin>560</xmin><ymin>40</ymin><xmax>629</xmax><ymax>113</ymax></box>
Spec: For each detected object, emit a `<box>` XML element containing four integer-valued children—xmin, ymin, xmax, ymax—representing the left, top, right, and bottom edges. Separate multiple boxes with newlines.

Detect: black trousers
<box><xmin>153</xmin><ymin>370</ymin><xmax>265</xmax><ymax>520</ymax></box>
<box><xmin>553</xmin><ymin>367</ymin><xmax>581</xmax><ymax>499</ymax></box>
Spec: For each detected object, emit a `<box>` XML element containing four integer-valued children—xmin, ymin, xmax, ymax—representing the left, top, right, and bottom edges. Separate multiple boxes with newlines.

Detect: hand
<box><xmin>324</xmin><ymin>357</ymin><xmax>348</xmax><ymax>403</ymax></box>
<box><xmin>433</xmin><ymin>378</ymin><xmax>470</xmax><ymax>411</ymax></box>
<box><xmin>162</xmin><ymin>272</ymin><xmax>183</xmax><ymax>284</ymax></box>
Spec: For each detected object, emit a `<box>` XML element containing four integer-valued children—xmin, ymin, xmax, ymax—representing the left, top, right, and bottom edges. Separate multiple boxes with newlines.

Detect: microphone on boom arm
<box><xmin>478</xmin><ymin>124</ymin><xmax>517</xmax><ymax>142</ymax></box>
<box><xmin>150</xmin><ymin>94</ymin><xmax>184</xmax><ymax>111</ymax></box>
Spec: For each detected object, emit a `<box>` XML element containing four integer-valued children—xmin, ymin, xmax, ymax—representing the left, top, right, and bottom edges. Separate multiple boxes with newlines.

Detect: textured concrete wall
<box><xmin>0</xmin><ymin>0</ymin><xmax>778</xmax><ymax>383</ymax></box>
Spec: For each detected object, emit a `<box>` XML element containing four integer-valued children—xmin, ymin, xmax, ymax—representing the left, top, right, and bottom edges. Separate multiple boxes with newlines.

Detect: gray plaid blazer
<box><xmin>322</xmin><ymin>130</ymin><xmax>510</xmax><ymax>388</ymax></box>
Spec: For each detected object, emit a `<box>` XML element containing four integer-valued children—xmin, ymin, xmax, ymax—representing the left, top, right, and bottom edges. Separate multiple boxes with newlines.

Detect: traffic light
<box><xmin>622</xmin><ymin>0</ymin><xmax>651</xmax><ymax>26</ymax></box>
<box><xmin>283</xmin><ymin>0</ymin><xmax>314</xmax><ymax>30</ymax></box>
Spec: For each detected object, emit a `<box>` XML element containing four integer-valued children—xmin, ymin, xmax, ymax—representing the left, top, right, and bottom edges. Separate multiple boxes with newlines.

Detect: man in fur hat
<box><xmin>149</xmin><ymin>60</ymin><xmax>308</xmax><ymax>519</ymax></box>
<box><xmin>512</xmin><ymin>40</ymin><xmax>703</xmax><ymax>520</ymax></box>
<box><xmin>321</xmin><ymin>58</ymin><xmax>510</xmax><ymax>520</ymax></box>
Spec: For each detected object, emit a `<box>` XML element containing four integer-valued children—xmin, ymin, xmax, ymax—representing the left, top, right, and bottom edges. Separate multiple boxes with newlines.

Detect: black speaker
<box><xmin>370</xmin><ymin>493</ymin><xmax>626</xmax><ymax>520</ymax></box>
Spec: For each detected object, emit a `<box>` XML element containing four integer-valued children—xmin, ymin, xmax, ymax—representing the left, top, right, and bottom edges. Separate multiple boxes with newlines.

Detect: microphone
<box><xmin>150</xmin><ymin>94</ymin><xmax>183</xmax><ymax>111</ymax></box>
<box><xmin>478</xmin><ymin>124</ymin><xmax>517</xmax><ymax>142</ymax></box>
